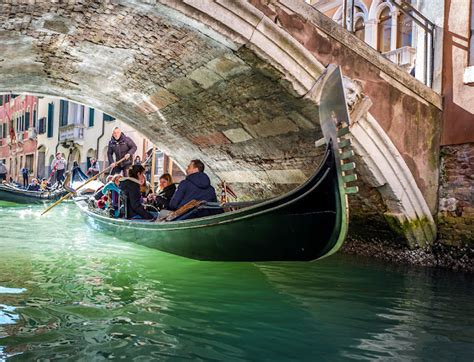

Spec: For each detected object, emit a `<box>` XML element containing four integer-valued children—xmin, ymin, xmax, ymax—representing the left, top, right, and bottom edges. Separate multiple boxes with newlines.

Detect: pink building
<box><xmin>0</xmin><ymin>94</ymin><xmax>39</xmax><ymax>183</ymax></box>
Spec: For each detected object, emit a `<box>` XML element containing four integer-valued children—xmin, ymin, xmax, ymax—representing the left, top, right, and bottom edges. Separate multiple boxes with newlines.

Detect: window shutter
<box><xmin>47</xmin><ymin>103</ymin><xmax>54</xmax><ymax>138</ymax></box>
<box><xmin>89</xmin><ymin>108</ymin><xmax>95</xmax><ymax>127</ymax></box>
<box><xmin>25</xmin><ymin>112</ymin><xmax>30</xmax><ymax>130</ymax></box>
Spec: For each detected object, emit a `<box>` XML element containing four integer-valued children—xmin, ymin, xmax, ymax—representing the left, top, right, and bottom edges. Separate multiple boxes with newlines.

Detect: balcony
<box><xmin>59</xmin><ymin>124</ymin><xmax>84</xmax><ymax>143</ymax></box>
<box><xmin>383</xmin><ymin>46</ymin><xmax>416</xmax><ymax>71</ymax></box>
<box><xmin>28</xmin><ymin>128</ymin><xmax>37</xmax><ymax>140</ymax></box>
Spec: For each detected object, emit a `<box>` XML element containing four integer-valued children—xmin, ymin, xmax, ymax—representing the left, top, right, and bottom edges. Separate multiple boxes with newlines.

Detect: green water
<box><xmin>0</xmin><ymin>203</ymin><xmax>473</xmax><ymax>361</ymax></box>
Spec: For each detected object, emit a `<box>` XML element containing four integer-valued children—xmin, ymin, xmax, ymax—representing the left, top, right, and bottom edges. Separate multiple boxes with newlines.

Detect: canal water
<box><xmin>0</xmin><ymin>202</ymin><xmax>473</xmax><ymax>361</ymax></box>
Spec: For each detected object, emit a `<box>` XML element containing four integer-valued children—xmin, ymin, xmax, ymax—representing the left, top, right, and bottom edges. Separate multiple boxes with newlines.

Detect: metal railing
<box><xmin>321</xmin><ymin>0</ymin><xmax>435</xmax><ymax>88</ymax></box>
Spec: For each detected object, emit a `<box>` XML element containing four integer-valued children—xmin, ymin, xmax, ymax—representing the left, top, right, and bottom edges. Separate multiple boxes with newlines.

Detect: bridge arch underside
<box><xmin>0</xmin><ymin>1</ymin><xmax>329</xmax><ymax>199</ymax></box>
<box><xmin>0</xmin><ymin>1</ymin><xmax>437</xmax><ymax>248</ymax></box>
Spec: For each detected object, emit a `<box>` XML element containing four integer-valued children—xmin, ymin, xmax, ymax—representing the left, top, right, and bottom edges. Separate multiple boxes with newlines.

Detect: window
<box><xmin>38</xmin><ymin>117</ymin><xmax>47</xmax><ymax>134</ymax></box>
<box><xmin>397</xmin><ymin>10</ymin><xmax>413</xmax><ymax>48</ymax></box>
<box><xmin>25</xmin><ymin>154</ymin><xmax>34</xmax><ymax>173</ymax></box>
<box><xmin>25</xmin><ymin>110</ymin><xmax>30</xmax><ymax>130</ymax></box>
<box><xmin>0</xmin><ymin>96</ymin><xmax>3</xmax><ymax>107</ymax></box>
<box><xmin>47</xmin><ymin>103</ymin><xmax>54</xmax><ymax>138</ymax></box>
<box><xmin>378</xmin><ymin>7</ymin><xmax>392</xmax><ymax>53</ymax></box>
<box><xmin>32</xmin><ymin>105</ymin><xmax>37</xmax><ymax>129</ymax></box>
<box><xmin>103</xmin><ymin>113</ymin><xmax>115</xmax><ymax>122</ymax></box>
<box><xmin>0</xmin><ymin>124</ymin><xmax>3</xmax><ymax>139</ymax></box>
<box><xmin>59</xmin><ymin>100</ymin><xmax>68</xmax><ymax>126</ymax></box>
<box><xmin>89</xmin><ymin>108</ymin><xmax>95</xmax><ymax>127</ymax></box>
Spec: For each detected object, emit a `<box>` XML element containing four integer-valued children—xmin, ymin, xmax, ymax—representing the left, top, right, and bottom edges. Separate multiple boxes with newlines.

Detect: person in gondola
<box><xmin>169</xmin><ymin>159</ymin><xmax>218</xmax><ymax>215</ymax></box>
<box><xmin>51</xmin><ymin>153</ymin><xmax>67</xmax><ymax>184</ymax></box>
<box><xmin>0</xmin><ymin>161</ymin><xmax>7</xmax><ymax>182</ymax></box>
<box><xmin>108</xmin><ymin>127</ymin><xmax>137</xmax><ymax>177</ymax></box>
<box><xmin>134</xmin><ymin>155</ymin><xmax>142</xmax><ymax>165</ymax></box>
<box><xmin>21</xmin><ymin>166</ymin><xmax>29</xmax><ymax>188</ymax></box>
<box><xmin>96</xmin><ymin>174</ymin><xmax>122</xmax><ymax>217</ymax></box>
<box><xmin>147</xmin><ymin>173</ymin><xmax>176</xmax><ymax>211</ymax></box>
<box><xmin>27</xmin><ymin>178</ymin><xmax>41</xmax><ymax>192</ymax></box>
<box><xmin>40</xmin><ymin>178</ymin><xmax>51</xmax><ymax>191</ymax></box>
<box><xmin>119</xmin><ymin>164</ymin><xmax>154</xmax><ymax>220</ymax></box>
<box><xmin>86</xmin><ymin>157</ymin><xmax>100</xmax><ymax>177</ymax></box>
<box><xmin>140</xmin><ymin>177</ymin><xmax>152</xmax><ymax>198</ymax></box>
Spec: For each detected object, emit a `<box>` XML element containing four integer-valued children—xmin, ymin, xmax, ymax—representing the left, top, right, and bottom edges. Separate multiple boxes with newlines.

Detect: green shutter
<box><xmin>25</xmin><ymin>112</ymin><xmax>30</xmax><ymax>130</ymax></box>
<box><xmin>89</xmin><ymin>108</ymin><xmax>95</xmax><ymax>127</ymax></box>
<box><xmin>47</xmin><ymin>103</ymin><xmax>54</xmax><ymax>138</ymax></box>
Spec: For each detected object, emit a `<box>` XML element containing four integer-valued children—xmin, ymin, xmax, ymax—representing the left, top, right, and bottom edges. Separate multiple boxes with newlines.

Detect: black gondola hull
<box><xmin>75</xmin><ymin>145</ymin><xmax>345</xmax><ymax>262</ymax></box>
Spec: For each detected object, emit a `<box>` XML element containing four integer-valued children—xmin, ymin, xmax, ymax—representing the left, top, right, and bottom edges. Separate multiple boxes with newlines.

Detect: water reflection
<box><xmin>0</xmin><ymin>204</ymin><xmax>473</xmax><ymax>360</ymax></box>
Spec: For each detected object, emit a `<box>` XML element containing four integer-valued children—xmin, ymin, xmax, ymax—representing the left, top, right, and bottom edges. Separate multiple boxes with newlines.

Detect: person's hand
<box><xmin>110</xmin><ymin>163</ymin><xmax>116</xmax><ymax>169</ymax></box>
<box><xmin>124</xmin><ymin>154</ymin><xmax>131</xmax><ymax>160</ymax></box>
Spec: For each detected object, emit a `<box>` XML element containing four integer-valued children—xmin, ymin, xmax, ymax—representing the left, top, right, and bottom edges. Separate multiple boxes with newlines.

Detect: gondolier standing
<box><xmin>0</xmin><ymin>161</ymin><xmax>7</xmax><ymax>182</ymax></box>
<box><xmin>51</xmin><ymin>153</ymin><xmax>67</xmax><ymax>184</ymax></box>
<box><xmin>21</xmin><ymin>166</ymin><xmax>29</xmax><ymax>188</ymax></box>
<box><xmin>107</xmin><ymin>127</ymin><xmax>137</xmax><ymax>177</ymax></box>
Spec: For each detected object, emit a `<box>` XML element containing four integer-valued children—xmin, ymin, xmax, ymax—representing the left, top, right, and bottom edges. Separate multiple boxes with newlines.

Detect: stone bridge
<box><xmin>0</xmin><ymin>0</ymin><xmax>442</xmax><ymax>248</ymax></box>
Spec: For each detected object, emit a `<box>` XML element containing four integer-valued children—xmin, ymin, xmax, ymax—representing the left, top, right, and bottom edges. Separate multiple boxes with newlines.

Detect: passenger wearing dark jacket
<box><xmin>108</xmin><ymin>127</ymin><xmax>137</xmax><ymax>176</ymax></box>
<box><xmin>147</xmin><ymin>173</ymin><xmax>176</xmax><ymax>210</ymax></box>
<box><xmin>169</xmin><ymin>160</ymin><xmax>217</xmax><ymax>211</ymax></box>
<box><xmin>119</xmin><ymin>165</ymin><xmax>154</xmax><ymax>220</ymax></box>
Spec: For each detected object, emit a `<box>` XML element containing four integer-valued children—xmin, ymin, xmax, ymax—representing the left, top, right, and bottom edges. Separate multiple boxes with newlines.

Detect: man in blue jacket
<box><xmin>169</xmin><ymin>159</ymin><xmax>217</xmax><ymax>211</ymax></box>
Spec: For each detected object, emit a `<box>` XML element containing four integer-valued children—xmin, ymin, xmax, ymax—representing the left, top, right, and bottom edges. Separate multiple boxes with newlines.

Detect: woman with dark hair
<box><xmin>147</xmin><ymin>173</ymin><xmax>176</xmax><ymax>210</ymax></box>
<box><xmin>134</xmin><ymin>155</ymin><xmax>142</xmax><ymax>165</ymax></box>
<box><xmin>119</xmin><ymin>164</ymin><xmax>154</xmax><ymax>220</ymax></box>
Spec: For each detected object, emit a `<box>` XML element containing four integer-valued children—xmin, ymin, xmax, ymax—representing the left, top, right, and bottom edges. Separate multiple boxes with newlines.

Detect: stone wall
<box><xmin>250</xmin><ymin>0</ymin><xmax>443</xmax><ymax>214</ymax></box>
<box><xmin>437</xmin><ymin>143</ymin><xmax>474</xmax><ymax>247</ymax></box>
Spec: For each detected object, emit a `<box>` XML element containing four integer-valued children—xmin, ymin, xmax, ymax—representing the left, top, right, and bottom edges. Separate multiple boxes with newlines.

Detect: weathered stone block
<box><xmin>222</xmin><ymin>128</ymin><xmax>253</xmax><ymax>143</ymax></box>
<box><xmin>165</xmin><ymin>77</ymin><xmax>200</xmax><ymax>97</ymax></box>
<box><xmin>207</xmin><ymin>54</ymin><xmax>250</xmax><ymax>79</ymax></box>
<box><xmin>149</xmin><ymin>88</ymin><xmax>179</xmax><ymax>109</ymax></box>
<box><xmin>189</xmin><ymin>66</ymin><xmax>223</xmax><ymax>89</ymax></box>
<box><xmin>245</xmin><ymin>117</ymin><xmax>299</xmax><ymax>138</ymax></box>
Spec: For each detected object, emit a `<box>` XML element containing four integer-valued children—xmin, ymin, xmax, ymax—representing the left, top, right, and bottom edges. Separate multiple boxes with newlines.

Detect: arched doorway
<box><xmin>86</xmin><ymin>148</ymin><xmax>96</xmax><ymax>170</ymax></box>
<box><xmin>69</xmin><ymin>147</ymin><xmax>81</xmax><ymax>170</ymax></box>
<box><xmin>37</xmin><ymin>145</ymin><xmax>46</xmax><ymax>179</ymax></box>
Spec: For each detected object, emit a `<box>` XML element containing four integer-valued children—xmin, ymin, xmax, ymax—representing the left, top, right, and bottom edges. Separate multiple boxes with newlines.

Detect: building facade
<box><xmin>0</xmin><ymin>94</ymin><xmax>39</xmax><ymax>182</ymax></box>
<box><xmin>36</xmin><ymin>97</ymin><xmax>185</xmax><ymax>182</ymax></box>
<box><xmin>0</xmin><ymin>95</ymin><xmax>184</xmax><ymax>184</ymax></box>
<box><xmin>309</xmin><ymin>0</ymin><xmax>444</xmax><ymax>91</ymax></box>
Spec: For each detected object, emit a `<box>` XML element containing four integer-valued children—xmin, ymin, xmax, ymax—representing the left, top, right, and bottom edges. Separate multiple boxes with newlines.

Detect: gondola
<box><xmin>74</xmin><ymin>66</ymin><xmax>358</xmax><ymax>262</ymax></box>
<box><xmin>0</xmin><ymin>183</ymin><xmax>66</xmax><ymax>204</ymax></box>
<box><xmin>0</xmin><ymin>164</ymin><xmax>98</xmax><ymax>205</ymax></box>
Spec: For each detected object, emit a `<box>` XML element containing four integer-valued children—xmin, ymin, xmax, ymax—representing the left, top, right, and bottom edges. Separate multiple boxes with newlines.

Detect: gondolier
<box><xmin>51</xmin><ymin>153</ymin><xmax>67</xmax><ymax>184</ymax></box>
<box><xmin>21</xmin><ymin>167</ymin><xmax>29</xmax><ymax>188</ymax></box>
<box><xmin>107</xmin><ymin>127</ymin><xmax>137</xmax><ymax>177</ymax></box>
<box><xmin>0</xmin><ymin>161</ymin><xmax>7</xmax><ymax>181</ymax></box>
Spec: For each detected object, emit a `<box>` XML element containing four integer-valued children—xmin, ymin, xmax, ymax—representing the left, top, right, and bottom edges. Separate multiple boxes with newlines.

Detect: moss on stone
<box><xmin>384</xmin><ymin>214</ymin><xmax>433</xmax><ymax>249</ymax></box>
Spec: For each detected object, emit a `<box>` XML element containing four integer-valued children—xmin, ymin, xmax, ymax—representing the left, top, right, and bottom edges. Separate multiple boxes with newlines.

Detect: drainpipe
<box><xmin>96</xmin><ymin>115</ymin><xmax>105</xmax><ymax>167</ymax></box>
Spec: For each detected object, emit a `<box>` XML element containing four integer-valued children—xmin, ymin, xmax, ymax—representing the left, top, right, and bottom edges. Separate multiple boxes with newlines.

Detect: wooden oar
<box><xmin>41</xmin><ymin>156</ymin><xmax>127</xmax><ymax>216</ymax></box>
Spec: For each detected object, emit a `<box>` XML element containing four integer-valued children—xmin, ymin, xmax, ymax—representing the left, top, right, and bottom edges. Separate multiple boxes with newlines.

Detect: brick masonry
<box><xmin>437</xmin><ymin>143</ymin><xmax>474</xmax><ymax>247</ymax></box>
